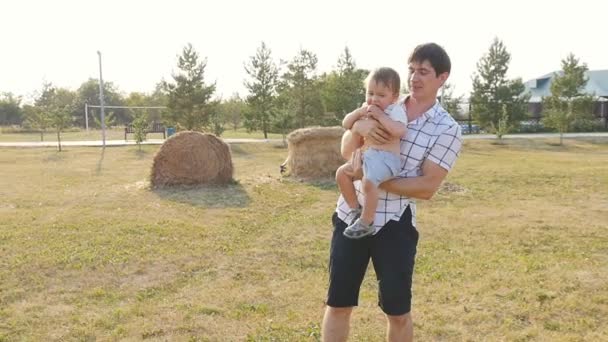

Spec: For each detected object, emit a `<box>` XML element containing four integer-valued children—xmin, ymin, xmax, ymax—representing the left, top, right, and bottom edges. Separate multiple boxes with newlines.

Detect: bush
<box><xmin>570</xmin><ymin>118</ymin><xmax>607</xmax><ymax>132</ymax></box>
<box><xmin>515</xmin><ymin>120</ymin><xmax>552</xmax><ymax>133</ymax></box>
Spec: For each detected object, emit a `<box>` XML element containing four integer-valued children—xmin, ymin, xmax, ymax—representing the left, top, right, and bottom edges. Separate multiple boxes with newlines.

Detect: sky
<box><xmin>2</xmin><ymin>0</ymin><xmax>608</xmax><ymax>104</ymax></box>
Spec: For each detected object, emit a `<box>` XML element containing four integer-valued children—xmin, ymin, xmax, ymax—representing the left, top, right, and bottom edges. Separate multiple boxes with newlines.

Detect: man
<box><xmin>322</xmin><ymin>43</ymin><xmax>462</xmax><ymax>342</ymax></box>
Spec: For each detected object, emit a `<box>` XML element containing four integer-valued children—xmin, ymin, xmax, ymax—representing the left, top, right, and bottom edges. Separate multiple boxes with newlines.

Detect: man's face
<box><xmin>408</xmin><ymin>60</ymin><xmax>448</xmax><ymax>101</ymax></box>
<box><xmin>366</xmin><ymin>80</ymin><xmax>398</xmax><ymax>111</ymax></box>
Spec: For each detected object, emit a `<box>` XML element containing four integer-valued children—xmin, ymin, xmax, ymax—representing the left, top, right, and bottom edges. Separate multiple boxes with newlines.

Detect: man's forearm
<box><xmin>379</xmin><ymin>160</ymin><xmax>448</xmax><ymax>200</ymax></box>
<box><xmin>379</xmin><ymin>176</ymin><xmax>438</xmax><ymax>200</ymax></box>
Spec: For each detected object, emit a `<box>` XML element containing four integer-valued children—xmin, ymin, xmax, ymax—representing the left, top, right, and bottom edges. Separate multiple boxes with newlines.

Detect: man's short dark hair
<box><xmin>367</xmin><ymin>67</ymin><xmax>401</xmax><ymax>95</ymax></box>
<box><xmin>408</xmin><ymin>43</ymin><xmax>451</xmax><ymax>76</ymax></box>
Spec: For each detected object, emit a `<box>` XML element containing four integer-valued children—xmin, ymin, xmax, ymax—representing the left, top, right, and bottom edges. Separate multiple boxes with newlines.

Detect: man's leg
<box><xmin>325</xmin><ymin>213</ymin><xmax>371</xmax><ymax>341</ymax></box>
<box><xmin>322</xmin><ymin>306</ymin><xmax>353</xmax><ymax>342</ymax></box>
<box><xmin>386</xmin><ymin>313</ymin><xmax>413</xmax><ymax>342</ymax></box>
<box><xmin>371</xmin><ymin>206</ymin><xmax>419</xmax><ymax>341</ymax></box>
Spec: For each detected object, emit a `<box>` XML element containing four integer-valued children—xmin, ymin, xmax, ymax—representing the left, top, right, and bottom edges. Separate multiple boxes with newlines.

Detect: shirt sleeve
<box><xmin>426</xmin><ymin>123</ymin><xmax>462</xmax><ymax>171</ymax></box>
<box><xmin>386</xmin><ymin>104</ymin><xmax>408</xmax><ymax>124</ymax></box>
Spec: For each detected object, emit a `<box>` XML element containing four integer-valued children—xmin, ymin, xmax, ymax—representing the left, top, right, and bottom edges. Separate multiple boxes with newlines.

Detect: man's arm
<box><xmin>379</xmin><ymin>119</ymin><xmax>462</xmax><ymax>200</ymax></box>
<box><xmin>379</xmin><ymin>159</ymin><xmax>448</xmax><ymax>200</ymax></box>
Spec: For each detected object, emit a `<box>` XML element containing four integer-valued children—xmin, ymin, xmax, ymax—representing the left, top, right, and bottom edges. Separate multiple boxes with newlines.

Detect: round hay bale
<box><xmin>284</xmin><ymin>126</ymin><xmax>346</xmax><ymax>179</ymax></box>
<box><xmin>150</xmin><ymin>131</ymin><xmax>233</xmax><ymax>187</ymax></box>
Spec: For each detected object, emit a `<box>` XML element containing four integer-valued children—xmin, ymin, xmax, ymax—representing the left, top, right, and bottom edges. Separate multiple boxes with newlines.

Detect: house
<box><xmin>523</xmin><ymin>70</ymin><xmax>608</xmax><ymax>124</ymax></box>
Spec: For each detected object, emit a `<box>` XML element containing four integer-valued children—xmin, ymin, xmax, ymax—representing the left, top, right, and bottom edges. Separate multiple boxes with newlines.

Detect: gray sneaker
<box><xmin>347</xmin><ymin>207</ymin><xmax>362</xmax><ymax>222</ymax></box>
<box><xmin>343</xmin><ymin>218</ymin><xmax>374</xmax><ymax>239</ymax></box>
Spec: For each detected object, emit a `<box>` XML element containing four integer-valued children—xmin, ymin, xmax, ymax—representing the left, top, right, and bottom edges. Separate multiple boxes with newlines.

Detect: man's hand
<box><xmin>343</xmin><ymin>149</ymin><xmax>363</xmax><ymax>180</ymax></box>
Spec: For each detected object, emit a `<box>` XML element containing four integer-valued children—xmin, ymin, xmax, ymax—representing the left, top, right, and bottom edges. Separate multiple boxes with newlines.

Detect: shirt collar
<box><xmin>399</xmin><ymin>95</ymin><xmax>441</xmax><ymax>123</ymax></box>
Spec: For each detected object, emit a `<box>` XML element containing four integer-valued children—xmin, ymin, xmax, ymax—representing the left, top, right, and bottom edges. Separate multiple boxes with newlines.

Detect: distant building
<box><xmin>523</xmin><ymin>70</ymin><xmax>608</xmax><ymax>123</ymax></box>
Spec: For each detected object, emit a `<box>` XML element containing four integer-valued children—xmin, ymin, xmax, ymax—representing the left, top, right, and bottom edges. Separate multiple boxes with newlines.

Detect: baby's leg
<box><xmin>360</xmin><ymin>178</ymin><xmax>379</xmax><ymax>225</ymax></box>
<box><xmin>336</xmin><ymin>163</ymin><xmax>359</xmax><ymax>210</ymax></box>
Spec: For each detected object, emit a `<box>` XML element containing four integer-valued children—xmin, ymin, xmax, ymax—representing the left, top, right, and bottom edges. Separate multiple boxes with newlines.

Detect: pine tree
<box><xmin>244</xmin><ymin>42</ymin><xmax>279</xmax><ymax>139</ymax></box>
<box><xmin>320</xmin><ymin>47</ymin><xmax>367</xmax><ymax>124</ymax></box>
<box><xmin>543</xmin><ymin>53</ymin><xmax>594</xmax><ymax>144</ymax></box>
<box><xmin>440</xmin><ymin>82</ymin><xmax>463</xmax><ymax>118</ymax></box>
<box><xmin>163</xmin><ymin>43</ymin><xmax>216</xmax><ymax>131</ymax></box>
<box><xmin>470</xmin><ymin>38</ymin><xmax>529</xmax><ymax>134</ymax></box>
<box><xmin>279</xmin><ymin>48</ymin><xmax>325</xmax><ymax>128</ymax></box>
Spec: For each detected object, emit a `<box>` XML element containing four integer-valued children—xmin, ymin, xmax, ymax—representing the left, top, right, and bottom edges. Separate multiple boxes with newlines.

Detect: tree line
<box><xmin>447</xmin><ymin>38</ymin><xmax>599</xmax><ymax>141</ymax></box>
<box><xmin>0</xmin><ymin>42</ymin><xmax>368</xmax><ymax>143</ymax></box>
<box><xmin>0</xmin><ymin>39</ymin><xmax>602</xmax><ymax>146</ymax></box>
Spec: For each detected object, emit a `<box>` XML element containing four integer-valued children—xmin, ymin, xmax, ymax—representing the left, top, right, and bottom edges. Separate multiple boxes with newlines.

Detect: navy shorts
<box><xmin>326</xmin><ymin>206</ymin><xmax>419</xmax><ymax>315</ymax></box>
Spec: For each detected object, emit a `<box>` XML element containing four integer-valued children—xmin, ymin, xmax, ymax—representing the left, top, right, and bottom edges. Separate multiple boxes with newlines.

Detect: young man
<box><xmin>322</xmin><ymin>43</ymin><xmax>463</xmax><ymax>342</ymax></box>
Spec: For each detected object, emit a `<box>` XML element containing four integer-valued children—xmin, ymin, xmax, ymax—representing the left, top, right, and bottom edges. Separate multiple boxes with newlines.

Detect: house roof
<box><xmin>524</xmin><ymin>69</ymin><xmax>608</xmax><ymax>103</ymax></box>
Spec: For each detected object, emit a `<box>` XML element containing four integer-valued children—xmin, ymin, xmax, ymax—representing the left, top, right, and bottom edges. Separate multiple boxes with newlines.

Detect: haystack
<box><xmin>150</xmin><ymin>131</ymin><xmax>233</xmax><ymax>187</ymax></box>
<box><xmin>283</xmin><ymin>126</ymin><xmax>345</xmax><ymax>179</ymax></box>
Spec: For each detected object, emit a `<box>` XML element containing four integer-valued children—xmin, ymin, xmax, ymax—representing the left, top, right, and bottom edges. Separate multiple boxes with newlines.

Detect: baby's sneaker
<box><xmin>343</xmin><ymin>218</ymin><xmax>374</xmax><ymax>239</ymax></box>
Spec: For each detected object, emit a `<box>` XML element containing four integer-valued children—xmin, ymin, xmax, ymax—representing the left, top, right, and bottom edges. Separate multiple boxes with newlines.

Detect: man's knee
<box><xmin>326</xmin><ymin>305</ymin><xmax>353</xmax><ymax>316</ymax></box>
<box><xmin>386</xmin><ymin>312</ymin><xmax>412</xmax><ymax>327</ymax></box>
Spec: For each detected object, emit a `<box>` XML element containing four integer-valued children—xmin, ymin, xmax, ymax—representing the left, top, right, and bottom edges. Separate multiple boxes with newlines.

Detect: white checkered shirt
<box><xmin>336</xmin><ymin>97</ymin><xmax>462</xmax><ymax>233</ymax></box>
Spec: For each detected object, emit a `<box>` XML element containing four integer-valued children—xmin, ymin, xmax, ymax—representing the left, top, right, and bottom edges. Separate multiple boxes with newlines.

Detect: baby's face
<box><xmin>365</xmin><ymin>80</ymin><xmax>398</xmax><ymax>111</ymax></box>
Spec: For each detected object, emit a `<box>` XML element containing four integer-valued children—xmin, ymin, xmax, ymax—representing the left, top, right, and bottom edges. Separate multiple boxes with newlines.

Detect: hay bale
<box><xmin>151</xmin><ymin>131</ymin><xmax>233</xmax><ymax>187</ymax></box>
<box><xmin>284</xmin><ymin>126</ymin><xmax>346</xmax><ymax>179</ymax></box>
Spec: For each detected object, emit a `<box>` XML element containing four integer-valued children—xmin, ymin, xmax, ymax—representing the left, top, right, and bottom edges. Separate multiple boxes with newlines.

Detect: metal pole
<box><xmin>468</xmin><ymin>100</ymin><xmax>472</xmax><ymax>132</ymax></box>
<box><xmin>601</xmin><ymin>101</ymin><xmax>608</xmax><ymax>128</ymax></box>
<box><xmin>97</xmin><ymin>51</ymin><xmax>106</xmax><ymax>147</ymax></box>
<box><xmin>85</xmin><ymin>102</ymin><xmax>89</xmax><ymax>132</ymax></box>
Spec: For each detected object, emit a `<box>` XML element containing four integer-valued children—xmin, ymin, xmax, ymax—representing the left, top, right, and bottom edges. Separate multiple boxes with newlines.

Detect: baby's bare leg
<box><xmin>336</xmin><ymin>163</ymin><xmax>360</xmax><ymax>209</ymax></box>
<box><xmin>360</xmin><ymin>178</ymin><xmax>378</xmax><ymax>225</ymax></box>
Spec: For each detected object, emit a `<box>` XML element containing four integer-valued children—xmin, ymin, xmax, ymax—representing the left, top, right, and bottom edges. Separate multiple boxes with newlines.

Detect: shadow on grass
<box><xmin>96</xmin><ymin>148</ymin><xmax>105</xmax><ymax>175</ymax></box>
<box><xmin>281</xmin><ymin>175</ymin><xmax>337</xmax><ymax>191</ymax></box>
<box><xmin>229</xmin><ymin>144</ymin><xmax>251</xmax><ymax>157</ymax></box>
<box><xmin>133</xmin><ymin>148</ymin><xmax>149</xmax><ymax>159</ymax></box>
<box><xmin>152</xmin><ymin>181</ymin><xmax>251</xmax><ymax>208</ymax></box>
<box><xmin>43</xmin><ymin>151</ymin><xmax>66</xmax><ymax>162</ymax></box>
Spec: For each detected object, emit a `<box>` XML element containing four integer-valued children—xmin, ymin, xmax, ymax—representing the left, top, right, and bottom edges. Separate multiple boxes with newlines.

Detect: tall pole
<box><xmin>85</xmin><ymin>102</ymin><xmax>89</xmax><ymax>132</ymax></box>
<box><xmin>97</xmin><ymin>51</ymin><xmax>106</xmax><ymax>147</ymax></box>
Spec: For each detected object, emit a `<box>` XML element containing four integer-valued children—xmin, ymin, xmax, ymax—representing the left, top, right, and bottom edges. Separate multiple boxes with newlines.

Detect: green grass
<box><xmin>0</xmin><ymin>138</ymin><xmax>607</xmax><ymax>340</ymax></box>
<box><xmin>0</xmin><ymin>127</ymin><xmax>283</xmax><ymax>142</ymax></box>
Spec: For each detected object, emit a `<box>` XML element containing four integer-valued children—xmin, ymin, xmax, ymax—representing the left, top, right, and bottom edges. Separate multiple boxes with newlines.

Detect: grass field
<box><xmin>0</xmin><ymin>127</ymin><xmax>283</xmax><ymax>142</ymax></box>
<box><xmin>1</xmin><ymin>138</ymin><xmax>607</xmax><ymax>341</ymax></box>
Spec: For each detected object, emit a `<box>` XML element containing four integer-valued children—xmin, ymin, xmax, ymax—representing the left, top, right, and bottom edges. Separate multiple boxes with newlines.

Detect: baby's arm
<box><xmin>342</xmin><ymin>103</ymin><xmax>368</xmax><ymax>130</ymax></box>
<box><xmin>368</xmin><ymin>108</ymin><xmax>407</xmax><ymax>139</ymax></box>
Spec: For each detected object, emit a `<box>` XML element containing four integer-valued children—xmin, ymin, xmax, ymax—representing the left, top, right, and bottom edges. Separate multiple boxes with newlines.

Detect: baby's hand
<box><xmin>366</xmin><ymin>105</ymin><xmax>383</xmax><ymax>120</ymax></box>
<box><xmin>355</xmin><ymin>104</ymin><xmax>368</xmax><ymax>119</ymax></box>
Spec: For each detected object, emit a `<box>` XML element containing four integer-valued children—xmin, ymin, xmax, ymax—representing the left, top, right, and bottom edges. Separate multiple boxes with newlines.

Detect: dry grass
<box><xmin>0</xmin><ymin>138</ymin><xmax>607</xmax><ymax>341</ymax></box>
<box><xmin>151</xmin><ymin>131</ymin><xmax>233</xmax><ymax>187</ymax></box>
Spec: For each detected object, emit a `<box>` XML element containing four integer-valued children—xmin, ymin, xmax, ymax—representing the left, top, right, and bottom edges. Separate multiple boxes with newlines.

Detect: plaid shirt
<box><xmin>336</xmin><ymin>98</ymin><xmax>462</xmax><ymax>233</ymax></box>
